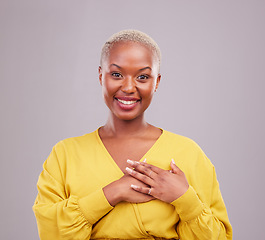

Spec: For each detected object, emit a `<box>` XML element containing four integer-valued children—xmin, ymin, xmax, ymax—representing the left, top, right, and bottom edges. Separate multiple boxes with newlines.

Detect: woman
<box><xmin>33</xmin><ymin>30</ymin><xmax>232</xmax><ymax>239</ymax></box>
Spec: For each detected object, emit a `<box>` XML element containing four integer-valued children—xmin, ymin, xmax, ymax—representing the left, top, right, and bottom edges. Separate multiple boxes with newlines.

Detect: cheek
<box><xmin>138</xmin><ymin>82</ymin><xmax>156</xmax><ymax>97</ymax></box>
<box><xmin>102</xmin><ymin>80</ymin><xmax>116</xmax><ymax>97</ymax></box>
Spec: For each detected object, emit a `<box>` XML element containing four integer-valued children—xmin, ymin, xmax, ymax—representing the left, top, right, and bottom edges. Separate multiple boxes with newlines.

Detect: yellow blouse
<box><xmin>33</xmin><ymin>129</ymin><xmax>232</xmax><ymax>239</ymax></box>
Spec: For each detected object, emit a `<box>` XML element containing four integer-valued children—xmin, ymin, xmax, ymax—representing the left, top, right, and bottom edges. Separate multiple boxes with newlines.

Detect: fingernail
<box><xmin>126</xmin><ymin>167</ymin><xmax>133</xmax><ymax>174</ymax></box>
<box><xmin>127</xmin><ymin>159</ymin><xmax>134</xmax><ymax>165</ymax></box>
<box><xmin>171</xmin><ymin>159</ymin><xmax>176</xmax><ymax>165</ymax></box>
<box><xmin>131</xmin><ymin>184</ymin><xmax>138</xmax><ymax>189</ymax></box>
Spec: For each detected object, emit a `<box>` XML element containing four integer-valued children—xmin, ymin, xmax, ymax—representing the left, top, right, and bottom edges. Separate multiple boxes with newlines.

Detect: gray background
<box><xmin>0</xmin><ymin>0</ymin><xmax>264</xmax><ymax>239</ymax></box>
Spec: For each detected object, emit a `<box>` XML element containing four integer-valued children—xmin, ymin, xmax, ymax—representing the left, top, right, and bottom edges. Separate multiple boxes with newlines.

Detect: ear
<box><xmin>155</xmin><ymin>74</ymin><xmax>161</xmax><ymax>92</ymax></box>
<box><xmin>98</xmin><ymin>66</ymin><xmax>103</xmax><ymax>86</ymax></box>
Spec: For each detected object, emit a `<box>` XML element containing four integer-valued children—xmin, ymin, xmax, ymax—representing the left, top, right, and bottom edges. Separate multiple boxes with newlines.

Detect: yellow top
<box><xmin>33</xmin><ymin>129</ymin><xmax>232</xmax><ymax>240</ymax></box>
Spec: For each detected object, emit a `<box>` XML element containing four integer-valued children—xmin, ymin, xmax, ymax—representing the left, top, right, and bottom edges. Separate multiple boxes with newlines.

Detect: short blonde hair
<box><xmin>100</xmin><ymin>29</ymin><xmax>161</xmax><ymax>70</ymax></box>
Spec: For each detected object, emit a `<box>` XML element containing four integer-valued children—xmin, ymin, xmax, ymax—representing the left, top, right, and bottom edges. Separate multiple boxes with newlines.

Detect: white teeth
<box><xmin>117</xmin><ymin>99</ymin><xmax>138</xmax><ymax>105</ymax></box>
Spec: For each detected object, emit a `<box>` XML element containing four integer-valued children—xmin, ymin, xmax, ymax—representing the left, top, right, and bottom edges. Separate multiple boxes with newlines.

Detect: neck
<box><xmin>102</xmin><ymin>113</ymin><xmax>150</xmax><ymax>137</ymax></box>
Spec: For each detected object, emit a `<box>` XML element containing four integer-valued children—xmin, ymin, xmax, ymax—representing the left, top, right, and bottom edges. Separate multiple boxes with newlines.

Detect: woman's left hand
<box><xmin>126</xmin><ymin>159</ymin><xmax>189</xmax><ymax>203</ymax></box>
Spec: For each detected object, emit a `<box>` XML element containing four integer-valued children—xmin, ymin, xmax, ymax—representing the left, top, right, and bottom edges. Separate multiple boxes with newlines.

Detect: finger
<box><xmin>129</xmin><ymin>162</ymin><xmax>159</xmax><ymax>179</ymax></box>
<box><xmin>127</xmin><ymin>159</ymin><xmax>164</xmax><ymax>173</ymax></box>
<box><xmin>126</xmin><ymin>167</ymin><xmax>154</xmax><ymax>185</ymax></box>
<box><xmin>127</xmin><ymin>159</ymin><xmax>161</xmax><ymax>174</ymax></box>
<box><xmin>170</xmin><ymin>159</ymin><xmax>182</xmax><ymax>174</ymax></box>
<box><xmin>127</xmin><ymin>159</ymin><xmax>141</xmax><ymax>168</ymax></box>
<box><xmin>131</xmin><ymin>184</ymin><xmax>153</xmax><ymax>196</ymax></box>
<box><xmin>127</xmin><ymin>160</ymin><xmax>157</xmax><ymax>178</ymax></box>
<box><xmin>139</xmin><ymin>162</ymin><xmax>162</xmax><ymax>174</ymax></box>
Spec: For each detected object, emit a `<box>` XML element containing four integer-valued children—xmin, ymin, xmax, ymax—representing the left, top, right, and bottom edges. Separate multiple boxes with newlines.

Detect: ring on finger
<box><xmin>148</xmin><ymin>188</ymin><xmax>152</xmax><ymax>195</ymax></box>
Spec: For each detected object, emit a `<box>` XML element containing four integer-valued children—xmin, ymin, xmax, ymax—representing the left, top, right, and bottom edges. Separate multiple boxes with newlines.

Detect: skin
<box><xmin>99</xmin><ymin>41</ymin><xmax>189</xmax><ymax>206</ymax></box>
<box><xmin>127</xmin><ymin>159</ymin><xmax>189</xmax><ymax>203</ymax></box>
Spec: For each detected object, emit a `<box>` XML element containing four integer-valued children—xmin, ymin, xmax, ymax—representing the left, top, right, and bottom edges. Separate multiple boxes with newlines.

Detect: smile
<box><xmin>116</xmin><ymin>98</ymin><xmax>139</xmax><ymax>105</ymax></box>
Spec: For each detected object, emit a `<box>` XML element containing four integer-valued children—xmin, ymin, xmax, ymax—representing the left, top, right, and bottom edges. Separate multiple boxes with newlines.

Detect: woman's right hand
<box><xmin>103</xmin><ymin>174</ymin><xmax>155</xmax><ymax>206</ymax></box>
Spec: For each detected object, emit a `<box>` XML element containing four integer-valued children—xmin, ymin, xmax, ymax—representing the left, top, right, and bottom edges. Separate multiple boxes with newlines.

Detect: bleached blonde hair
<box><xmin>100</xmin><ymin>29</ymin><xmax>161</xmax><ymax>70</ymax></box>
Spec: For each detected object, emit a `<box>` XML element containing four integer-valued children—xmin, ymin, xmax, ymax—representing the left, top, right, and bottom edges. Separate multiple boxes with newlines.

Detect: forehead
<box><xmin>103</xmin><ymin>41</ymin><xmax>158</xmax><ymax>67</ymax></box>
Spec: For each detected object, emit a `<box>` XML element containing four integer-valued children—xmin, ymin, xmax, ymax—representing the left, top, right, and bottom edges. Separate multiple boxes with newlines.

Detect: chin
<box><xmin>114</xmin><ymin>112</ymin><xmax>144</xmax><ymax>122</ymax></box>
<box><xmin>117</xmin><ymin>115</ymin><xmax>140</xmax><ymax>121</ymax></box>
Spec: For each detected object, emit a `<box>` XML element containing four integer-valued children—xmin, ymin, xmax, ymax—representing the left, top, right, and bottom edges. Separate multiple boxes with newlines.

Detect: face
<box><xmin>99</xmin><ymin>41</ymin><xmax>161</xmax><ymax>121</ymax></box>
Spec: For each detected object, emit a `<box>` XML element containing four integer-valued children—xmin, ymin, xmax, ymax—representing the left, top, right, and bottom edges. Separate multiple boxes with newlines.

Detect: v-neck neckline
<box><xmin>95</xmin><ymin>127</ymin><xmax>165</xmax><ymax>176</ymax></box>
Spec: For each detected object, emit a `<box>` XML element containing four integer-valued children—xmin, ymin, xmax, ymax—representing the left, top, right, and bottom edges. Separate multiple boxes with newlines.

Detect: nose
<box><xmin>121</xmin><ymin>77</ymin><xmax>136</xmax><ymax>94</ymax></box>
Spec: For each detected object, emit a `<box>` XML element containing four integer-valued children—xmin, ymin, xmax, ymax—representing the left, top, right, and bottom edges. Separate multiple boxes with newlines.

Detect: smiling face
<box><xmin>99</xmin><ymin>41</ymin><xmax>161</xmax><ymax>122</ymax></box>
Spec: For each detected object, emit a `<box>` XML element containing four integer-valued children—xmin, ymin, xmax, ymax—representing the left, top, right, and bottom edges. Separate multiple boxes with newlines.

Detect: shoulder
<box><xmin>161</xmin><ymin>129</ymin><xmax>213</xmax><ymax>167</ymax></box>
<box><xmin>44</xmin><ymin>130</ymin><xmax>99</xmax><ymax>171</ymax></box>
<box><xmin>162</xmin><ymin>130</ymin><xmax>202</xmax><ymax>151</ymax></box>
<box><xmin>47</xmin><ymin>130</ymin><xmax>100</xmax><ymax>161</ymax></box>
<box><xmin>54</xmin><ymin>130</ymin><xmax>98</xmax><ymax>149</ymax></box>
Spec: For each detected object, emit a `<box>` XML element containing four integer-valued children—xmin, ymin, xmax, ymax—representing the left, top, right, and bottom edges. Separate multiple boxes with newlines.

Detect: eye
<box><xmin>137</xmin><ymin>75</ymin><xmax>149</xmax><ymax>81</ymax></box>
<box><xmin>111</xmin><ymin>72</ymin><xmax>123</xmax><ymax>78</ymax></box>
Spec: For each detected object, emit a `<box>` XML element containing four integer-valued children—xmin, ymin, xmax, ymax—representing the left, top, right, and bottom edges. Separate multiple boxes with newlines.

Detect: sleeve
<box><xmin>171</xmin><ymin>165</ymin><xmax>233</xmax><ymax>240</ymax></box>
<box><xmin>32</xmin><ymin>142</ymin><xmax>114</xmax><ymax>240</ymax></box>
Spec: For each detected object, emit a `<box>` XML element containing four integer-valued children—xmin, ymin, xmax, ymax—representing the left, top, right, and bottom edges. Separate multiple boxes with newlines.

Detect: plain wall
<box><xmin>1</xmin><ymin>0</ymin><xmax>264</xmax><ymax>239</ymax></box>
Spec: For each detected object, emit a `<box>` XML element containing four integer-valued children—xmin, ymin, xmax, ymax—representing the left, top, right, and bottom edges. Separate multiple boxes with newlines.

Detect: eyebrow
<box><xmin>110</xmin><ymin>64</ymin><xmax>152</xmax><ymax>71</ymax></box>
<box><xmin>110</xmin><ymin>64</ymin><xmax>121</xmax><ymax>69</ymax></box>
<box><xmin>139</xmin><ymin>67</ymin><xmax>152</xmax><ymax>71</ymax></box>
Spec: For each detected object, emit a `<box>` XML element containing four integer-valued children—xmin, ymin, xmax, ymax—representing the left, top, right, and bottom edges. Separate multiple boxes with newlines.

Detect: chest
<box><xmin>101</xmin><ymin>138</ymin><xmax>155</xmax><ymax>173</ymax></box>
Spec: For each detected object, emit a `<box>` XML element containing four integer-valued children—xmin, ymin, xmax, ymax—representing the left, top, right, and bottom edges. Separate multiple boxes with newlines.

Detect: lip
<box><xmin>115</xmin><ymin>96</ymin><xmax>140</xmax><ymax>101</ymax></box>
<box><xmin>114</xmin><ymin>97</ymin><xmax>140</xmax><ymax>111</ymax></box>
